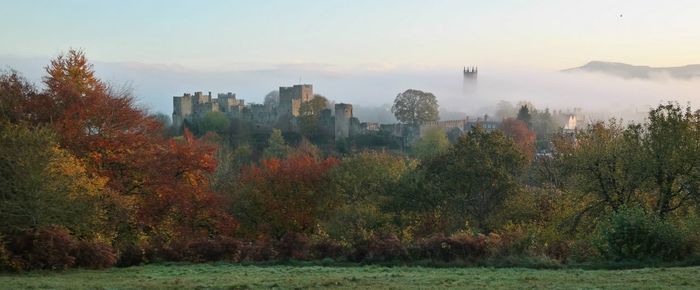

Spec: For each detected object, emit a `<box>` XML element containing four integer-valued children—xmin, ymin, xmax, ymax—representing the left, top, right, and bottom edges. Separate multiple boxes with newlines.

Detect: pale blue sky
<box><xmin>2</xmin><ymin>0</ymin><xmax>699</xmax><ymax>70</ymax></box>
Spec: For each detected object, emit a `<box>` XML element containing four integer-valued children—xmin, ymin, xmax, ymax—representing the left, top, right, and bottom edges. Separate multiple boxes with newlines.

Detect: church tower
<box><xmin>462</xmin><ymin>66</ymin><xmax>478</xmax><ymax>96</ymax></box>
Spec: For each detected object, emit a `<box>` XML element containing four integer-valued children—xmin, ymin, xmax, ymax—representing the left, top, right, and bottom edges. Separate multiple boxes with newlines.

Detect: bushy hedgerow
<box><xmin>350</xmin><ymin>233</ymin><xmax>407</xmax><ymax>262</ymax></box>
<box><xmin>596</xmin><ymin>206</ymin><xmax>691</xmax><ymax>261</ymax></box>
<box><xmin>7</xmin><ymin>226</ymin><xmax>77</xmax><ymax>270</ymax></box>
<box><xmin>183</xmin><ymin>237</ymin><xmax>243</xmax><ymax>263</ymax></box>
<box><xmin>310</xmin><ymin>239</ymin><xmax>347</xmax><ymax>260</ymax></box>
<box><xmin>275</xmin><ymin>232</ymin><xmax>311</xmax><ymax>260</ymax></box>
<box><xmin>73</xmin><ymin>239</ymin><xmax>117</xmax><ymax>269</ymax></box>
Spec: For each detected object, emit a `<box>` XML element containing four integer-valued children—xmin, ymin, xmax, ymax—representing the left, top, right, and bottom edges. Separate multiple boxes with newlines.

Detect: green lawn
<box><xmin>1</xmin><ymin>264</ymin><xmax>700</xmax><ymax>289</ymax></box>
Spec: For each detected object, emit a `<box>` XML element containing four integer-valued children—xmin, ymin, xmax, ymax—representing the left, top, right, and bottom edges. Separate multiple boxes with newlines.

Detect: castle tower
<box><xmin>172</xmin><ymin>93</ymin><xmax>193</xmax><ymax>131</ymax></box>
<box><xmin>279</xmin><ymin>84</ymin><xmax>313</xmax><ymax>118</ymax></box>
<box><xmin>462</xmin><ymin>65</ymin><xmax>478</xmax><ymax>96</ymax></box>
<box><xmin>334</xmin><ymin>103</ymin><xmax>353</xmax><ymax>140</ymax></box>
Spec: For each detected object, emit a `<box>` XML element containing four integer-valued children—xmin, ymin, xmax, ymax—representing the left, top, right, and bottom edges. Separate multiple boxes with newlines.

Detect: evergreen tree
<box><xmin>263</xmin><ymin>129</ymin><xmax>288</xmax><ymax>159</ymax></box>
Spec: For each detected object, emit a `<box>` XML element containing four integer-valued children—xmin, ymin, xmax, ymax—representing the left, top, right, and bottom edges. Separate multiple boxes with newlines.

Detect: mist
<box><xmin>2</xmin><ymin>56</ymin><xmax>698</xmax><ymax>123</ymax></box>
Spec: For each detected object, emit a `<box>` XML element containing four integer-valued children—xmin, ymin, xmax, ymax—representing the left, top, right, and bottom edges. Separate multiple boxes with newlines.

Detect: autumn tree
<box><xmin>3</xmin><ymin>50</ymin><xmax>239</xmax><ymax>251</ymax></box>
<box><xmin>391</xmin><ymin>89</ymin><xmax>439</xmax><ymax>126</ymax></box>
<box><xmin>0</xmin><ymin>123</ymin><xmax>106</xmax><ymax>237</ymax></box>
<box><xmin>137</xmin><ymin>130</ymin><xmax>237</xmax><ymax>239</ymax></box>
<box><xmin>0</xmin><ymin>71</ymin><xmax>37</xmax><ymax>124</ymax></box>
<box><xmin>501</xmin><ymin>118</ymin><xmax>536</xmax><ymax>162</ymax></box>
<box><xmin>231</xmin><ymin>155</ymin><xmax>339</xmax><ymax>238</ymax></box>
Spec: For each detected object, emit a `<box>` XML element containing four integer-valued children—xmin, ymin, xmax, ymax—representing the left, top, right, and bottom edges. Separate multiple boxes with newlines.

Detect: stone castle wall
<box><xmin>334</xmin><ymin>103</ymin><xmax>352</xmax><ymax>140</ymax></box>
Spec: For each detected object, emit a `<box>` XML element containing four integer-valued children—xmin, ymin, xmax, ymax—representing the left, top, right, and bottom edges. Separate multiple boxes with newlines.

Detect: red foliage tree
<box><xmin>138</xmin><ymin>130</ymin><xmax>238</xmax><ymax>238</ymax></box>
<box><xmin>501</xmin><ymin>118</ymin><xmax>536</xmax><ymax>162</ymax></box>
<box><xmin>235</xmin><ymin>155</ymin><xmax>339</xmax><ymax>238</ymax></box>
<box><xmin>6</xmin><ymin>50</ymin><xmax>237</xmax><ymax>247</ymax></box>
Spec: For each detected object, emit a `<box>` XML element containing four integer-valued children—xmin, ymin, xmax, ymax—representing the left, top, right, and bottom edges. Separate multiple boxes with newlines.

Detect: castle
<box><xmin>172</xmin><ymin>84</ymin><xmax>359</xmax><ymax>141</ymax></box>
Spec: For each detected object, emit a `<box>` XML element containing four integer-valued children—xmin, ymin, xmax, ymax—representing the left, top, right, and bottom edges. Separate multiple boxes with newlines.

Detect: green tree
<box><xmin>391</xmin><ymin>89</ymin><xmax>439</xmax><ymax>126</ymax></box>
<box><xmin>401</xmin><ymin>127</ymin><xmax>526</xmax><ymax>231</ymax></box>
<box><xmin>263</xmin><ymin>129</ymin><xmax>288</xmax><ymax>159</ymax></box>
<box><xmin>516</xmin><ymin>105</ymin><xmax>532</xmax><ymax>128</ymax></box>
<box><xmin>298</xmin><ymin>95</ymin><xmax>329</xmax><ymax>137</ymax></box>
<box><xmin>554</xmin><ymin>120</ymin><xmax>646</xmax><ymax>220</ymax></box>
<box><xmin>263</xmin><ymin>90</ymin><xmax>279</xmax><ymax>108</ymax></box>
<box><xmin>412</xmin><ymin>127</ymin><xmax>449</xmax><ymax>160</ymax></box>
<box><xmin>639</xmin><ymin>103</ymin><xmax>700</xmax><ymax>217</ymax></box>
<box><xmin>325</xmin><ymin>152</ymin><xmax>415</xmax><ymax>243</ymax></box>
<box><xmin>198</xmin><ymin>111</ymin><xmax>230</xmax><ymax>136</ymax></box>
<box><xmin>0</xmin><ymin>123</ymin><xmax>106</xmax><ymax>236</ymax></box>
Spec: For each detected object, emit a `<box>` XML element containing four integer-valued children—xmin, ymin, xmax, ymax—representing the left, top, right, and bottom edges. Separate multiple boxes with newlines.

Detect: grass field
<box><xmin>1</xmin><ymin>264</ymin><xmax>700</xmax><ymax>289</ymax></box>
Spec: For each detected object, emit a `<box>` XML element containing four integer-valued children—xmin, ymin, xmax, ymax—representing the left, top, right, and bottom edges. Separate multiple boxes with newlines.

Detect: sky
<box><xmin>2</xmin><ymin>0</ymin><xmax>700</xmax><ymax>70</ymax></box>
<box><xmin>1</xmin><ymin>1</ymin><xmax>699</xmax><ymax>117</ymax></box>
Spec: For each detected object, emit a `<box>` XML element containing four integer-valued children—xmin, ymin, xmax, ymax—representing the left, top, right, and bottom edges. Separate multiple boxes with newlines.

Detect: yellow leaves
<box><xmin>47</xmin><ymin>146</ymin><xmax>107</xmax><ymax>199</ymax></box>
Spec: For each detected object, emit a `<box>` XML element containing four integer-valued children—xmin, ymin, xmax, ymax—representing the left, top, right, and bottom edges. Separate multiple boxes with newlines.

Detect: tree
<box><xmin>325</xmin><ymin>152</ymin><xmax>414</xmax><ymax>243</ymax></box>
<box><xmin>402</xmin><ymin>127</ymin><xmax>526</xmax><ymax>231</ymax></box>
<box><xmin>412</xmin><ymin>127</ymin><xmax>450</xmax><ymax>160</ymax></box>
<box><xmin>639</xmin><ymin>103</ymin><xmax>700</xmax><ymax>217</ymax></box>
<box><xmin>298</xmin><ymin>95</ymin><xmax>329</xmax><ymax>137</ymax></box>
<box><xmin>494</xmin><ymin>100</ymin><xmax>516</xmax><ymax>120</ymax></box>
<box><xmin>554</xmin><ymin>121</ymin><xmax>646</xmax><ymax>220</ymax></box>
<box><xmin>263</xmin><ymin>129</ymin><xmax>288</xmax><ymax>159</ymax></box>
<box><xmin>501</xmin><ymin>118</ymin><xmax>536</xmax><ymax>162</ymax></box>
<box><xmin>264</xmin><ymin>90</ymin><xmax>279</xmax><ymax>108</ymax></box>
<box><xmin>198</xmin><ymin>111</ymin><xmax>230</xmax><ymax>137</ymax></box>
<box><xmin>232</xmin><ymin>155</ymin><xmax>339</xmax><ymax>238</ymax></box>
<box><xmin>0</xmin><ymin>70</ymin><xmax>37</xmax><ymax>124</ymax></box>
<box><xmin>0</xmin><ymin>123</ymin><xmax>106</xmax><ymax>237</ymax></box>
<box><xmin>137</xmin><ymin>130</ymin><xmax>237</xmax><ymax>238</ymax></box>
<box><xmin>391</xmin><ymin>89</ymin><xmax>439</xmax><ymax>126</ymax></box>
<box><xmin>516</xmin><ymin>105</ymin><xmax>532</xmax><ymax>128</ymax></box>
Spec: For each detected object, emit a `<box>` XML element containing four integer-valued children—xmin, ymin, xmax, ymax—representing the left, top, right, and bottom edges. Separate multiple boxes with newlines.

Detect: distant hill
<box><xmin>564</xmin><ymin>61</ymin><xmax>700</xmax><ymax>80</ymax></box>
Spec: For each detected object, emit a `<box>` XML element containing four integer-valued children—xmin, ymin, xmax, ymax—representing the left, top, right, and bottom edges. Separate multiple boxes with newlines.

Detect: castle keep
<box><xmin>279</xmin><ymin>84</ymin><xmax>313</xmax><ymax>118</ymax></box>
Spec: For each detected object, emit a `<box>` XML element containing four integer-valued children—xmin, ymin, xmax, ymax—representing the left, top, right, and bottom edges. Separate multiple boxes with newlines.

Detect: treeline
<box><xmin>1</xmin><ymin>51</ymin><xmax>699</xmax><ymax>271</ymax></box>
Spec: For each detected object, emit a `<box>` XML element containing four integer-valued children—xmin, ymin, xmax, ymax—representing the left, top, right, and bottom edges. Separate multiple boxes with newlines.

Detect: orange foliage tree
<box><xmin>501</xmin><ymin>118</ymin><xmax>536</xmax><ymax>162</ymax></box>
<box><xmin>4</xmin><ymin>50</ymin><xmax>236</xmax><ymax>247</ymax></box>
<box><xmin>232</xmin><ymin>155</ymin><xmax>339</xmax><ymax>239</ymax></box>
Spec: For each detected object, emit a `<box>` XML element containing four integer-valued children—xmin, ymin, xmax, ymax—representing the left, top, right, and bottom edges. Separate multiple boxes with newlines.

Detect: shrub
<box><xmin>544</xmin><ymin>240</ymin><xmax>571</xmax><ymax>262</ymax></box>
<box><xmin>184</xmin><ymin>237</ymin><xmax>242</xmax><ymax>263</ymax></box>
<box><xmin>8</xmin><ymin>226</ymin><xmax>77</xmax><ymax>270</ymax></box>
<box><xmin>0</xmin><ymin>235</ymin><xmax>23</xmax><ymax>272</ymax></box>
<box><xmin>275</xmin><ymin>232</ymin><xmax>310</xmax><ymax>260</ymax></box>
<box><xmin>185</xmin><ymin>239</ymin><xmax>223</xmax><ymax>263</ymax></box>
<box><xmin>417</xmin><ymin>232</ymin><xmax>508</xmax><ymax>263</ymax></box>
<box><xmin>597</xmin><ymin>206</ymin><xmax>690</xmax><ymax>261</ymax></box>
<box><xmin>567</xmin><ymin>239</ymin><xmax>601</xmax><ymax>263</ymax></box>
<box><xmin>351</xmin><ymin>233</ymin><xmax>407</xmax><ymax>262</ymax></box>
<box><xmin>73</xmin><ymin>240</ymin><xmax>117</xmax><ymax>269</ymax></box>
<box><xmin>240</xmin><ymin>238</ymin><xmax>277</xmax><ymax>261</ymax></box>
<box><xmin>310</xmin><ymin>239</ymin><xmax>346</xmax><ymax>260</ymax></box>
<box><xmin>117</xmin><ymin>243</ymin><xmax>147</xmax><ymax>267</ymax></box>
